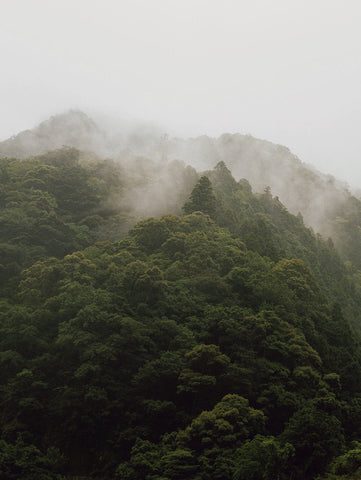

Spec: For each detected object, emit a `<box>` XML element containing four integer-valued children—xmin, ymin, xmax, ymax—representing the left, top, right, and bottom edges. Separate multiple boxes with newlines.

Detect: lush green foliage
<box><xmin>2</xmin><ymin>152</ymin><xmax>361</xmax><ymax>479</ymax></box>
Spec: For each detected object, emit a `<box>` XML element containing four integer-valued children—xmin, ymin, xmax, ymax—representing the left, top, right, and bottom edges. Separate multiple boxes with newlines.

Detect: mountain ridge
<box><xmin>1</xmin><ymin>110</ymin><xmax>360</xmax><ymax>264</ymax></box>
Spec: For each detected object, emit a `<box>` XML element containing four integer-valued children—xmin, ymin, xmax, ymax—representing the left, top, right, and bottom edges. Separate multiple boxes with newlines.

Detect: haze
<box><xmin>1</xmin><ymin>0</ymin><xmax>361</xmax><ymax>187</ymax></box>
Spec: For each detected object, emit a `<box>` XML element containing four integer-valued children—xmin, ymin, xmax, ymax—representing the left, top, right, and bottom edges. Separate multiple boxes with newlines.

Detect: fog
<box><xmin>0</xmin><ymin>107</ymin><xmax>351</xmax><ymax>248</ymax></box>
<box><xmin>1</xmin><ymin>1</ymin><xmax>361</xmax><ymax>187</ymax></box>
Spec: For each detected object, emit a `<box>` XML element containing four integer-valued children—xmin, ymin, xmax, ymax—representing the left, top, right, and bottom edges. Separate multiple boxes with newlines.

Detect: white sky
<box><xmin>1</xmin><ymin>0</ymin><xmax>361</xmax><ymax>186</ymax></box>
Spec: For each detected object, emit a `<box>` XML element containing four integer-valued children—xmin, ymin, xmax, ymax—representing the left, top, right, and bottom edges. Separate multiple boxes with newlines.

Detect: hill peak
<box><xmin>0</xmin><ymin>110</ymin><xmax>106</xmax><ymax>158</ymax></box>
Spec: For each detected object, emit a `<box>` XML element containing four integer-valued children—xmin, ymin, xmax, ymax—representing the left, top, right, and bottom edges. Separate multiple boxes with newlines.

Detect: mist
<box><xmin>1</xmin><ymin>0</ymin><xmax>361</xmax><ymax>250</ymax></box>
<box><xmin>2</xmin><ymin>0</ymin><xmax>361</xmax><ymax>188</ymax></box>
<box><xmin>0</xmin><ymin>107</ymin><xmax>355</xmax><ymax>256</ymax></box>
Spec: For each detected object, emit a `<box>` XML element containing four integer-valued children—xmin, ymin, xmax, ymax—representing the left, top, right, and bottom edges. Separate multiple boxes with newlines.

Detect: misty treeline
<box><xmin>2</xmin><ymin>140</ymin><xmax>361</xmax><ymax>478</ymax></box>
<box><xmin>2</xmin><ymin>110</ymin><xmax>361</xmax><ymax>267</ymax></box>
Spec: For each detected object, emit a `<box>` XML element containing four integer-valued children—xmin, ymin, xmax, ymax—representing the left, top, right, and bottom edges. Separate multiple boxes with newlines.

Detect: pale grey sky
<box><xmin>1</xmin><ymin>0</ymin><xmax>361</xmax><ymax>186</ymax></box>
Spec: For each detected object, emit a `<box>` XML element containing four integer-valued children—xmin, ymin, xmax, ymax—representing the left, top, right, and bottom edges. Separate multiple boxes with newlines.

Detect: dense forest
<box><xmin>3</xmin><ymin>140</ymin><xmax>361</xmax><ymax>479</ymax></box>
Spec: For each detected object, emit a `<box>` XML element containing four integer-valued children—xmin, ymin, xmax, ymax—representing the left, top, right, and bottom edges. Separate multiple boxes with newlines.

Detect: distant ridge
<box><xmin>0</xmin><ymin>110</ymin><xmax>359</xmax><ymax>262</ymax></box>
<box><xmin>0</xmin><ymin>110</ymin><xmax>107</xmax><ymax>158</ymax></box>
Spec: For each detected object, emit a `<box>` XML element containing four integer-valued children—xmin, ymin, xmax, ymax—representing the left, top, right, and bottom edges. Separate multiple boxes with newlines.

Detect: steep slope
<box><xmin>165</xmin><ymin>134</ymin><xmax>361</xmax><ymax>260</ymax></box>
<box><xmin>4</xmin><ymin>110</ymin><xmax>361</xmax><ymax>278</ymax></box>
<box><xmin>1</xmin><ymin>111</ymin><xmax>360</xmax><ymax>267</ymax></box>
<box><xmin>205</xmin><ymin>162</ymin><xmax>361</xmax><ymax>331</ymax></box>
<box><xmin>2</xmin><ymin>152</ymin><xmax>361</xmax><ymax>478</ymax></box>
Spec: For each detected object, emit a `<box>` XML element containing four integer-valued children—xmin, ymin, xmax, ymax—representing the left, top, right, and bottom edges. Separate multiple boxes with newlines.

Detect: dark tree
<box><xmin>183</xmin><ymin>176</ymin><xmax>217</xmax><ymax>218</ymax></box>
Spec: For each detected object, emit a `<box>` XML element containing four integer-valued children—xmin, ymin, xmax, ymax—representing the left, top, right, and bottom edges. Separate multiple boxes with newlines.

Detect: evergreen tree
<box><xmin>183</xmin><ymin>176</ymin><xmax>217</xmax><ymax>218</ymax></box>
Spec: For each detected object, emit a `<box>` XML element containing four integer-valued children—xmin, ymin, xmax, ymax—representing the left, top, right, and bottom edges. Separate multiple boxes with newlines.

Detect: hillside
<box><xmin>2</xmin><ymin>147</ymin><xmax>361</xmax><ymax>478</ymax></box>
<box><xmin>1</xmin><ymin>111</ymin><xmax>361</xmax><ymax>269</ymax></box>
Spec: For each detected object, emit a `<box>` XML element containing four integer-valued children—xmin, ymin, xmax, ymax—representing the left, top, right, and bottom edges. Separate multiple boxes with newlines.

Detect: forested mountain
<box><xmin>2</xmin><ymin>118</ymin><xmax>361</xmax><ymax>478</ymax></box>
<box><xmin>2</xmin><ymin>110</ymin><xmax>361</xmax><ymax>268</ymax></box>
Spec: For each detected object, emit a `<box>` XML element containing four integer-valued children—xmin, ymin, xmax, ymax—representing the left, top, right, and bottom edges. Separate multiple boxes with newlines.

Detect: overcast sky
<box><xmin>1</xmin><ymin>0</ymin><xmax>361</xmax><ymax>186</ymax></box>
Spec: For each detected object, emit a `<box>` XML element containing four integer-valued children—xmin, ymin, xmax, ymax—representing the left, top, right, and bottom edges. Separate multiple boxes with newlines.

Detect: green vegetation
<box><xmin>2</xmin><ymin>149</ymin><xmax>361</xmax><ymax>479</ymax></box>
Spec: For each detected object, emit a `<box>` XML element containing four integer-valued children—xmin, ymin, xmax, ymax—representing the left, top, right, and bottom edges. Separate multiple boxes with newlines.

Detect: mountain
<box><xmin>1</xmin><ymin>160</ymin><xmax>361</xmax><ymax>479</ymax></box>
<box><xmin>0</xmin><ymin>110</ymin><xmax>110</xmax><ymax>158</ymax></box>
<box><xmin>164</xmin><ymin>133</ymin><xmax>353</xmax><ymax>244</ymax></box>
<box><xmin>3</xmin><ymin>119</ymin><xmax>361</xmax><ymax>478</ymax></box>
<box><xmin>1</xmin><ymin>111</ymin><xmax>360</xmax><ymax>266</ymax></box>
<box><xmin>0</xmin><ymin>110</ymin><xmax>165</xmax><ymax>159</ymax></box>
